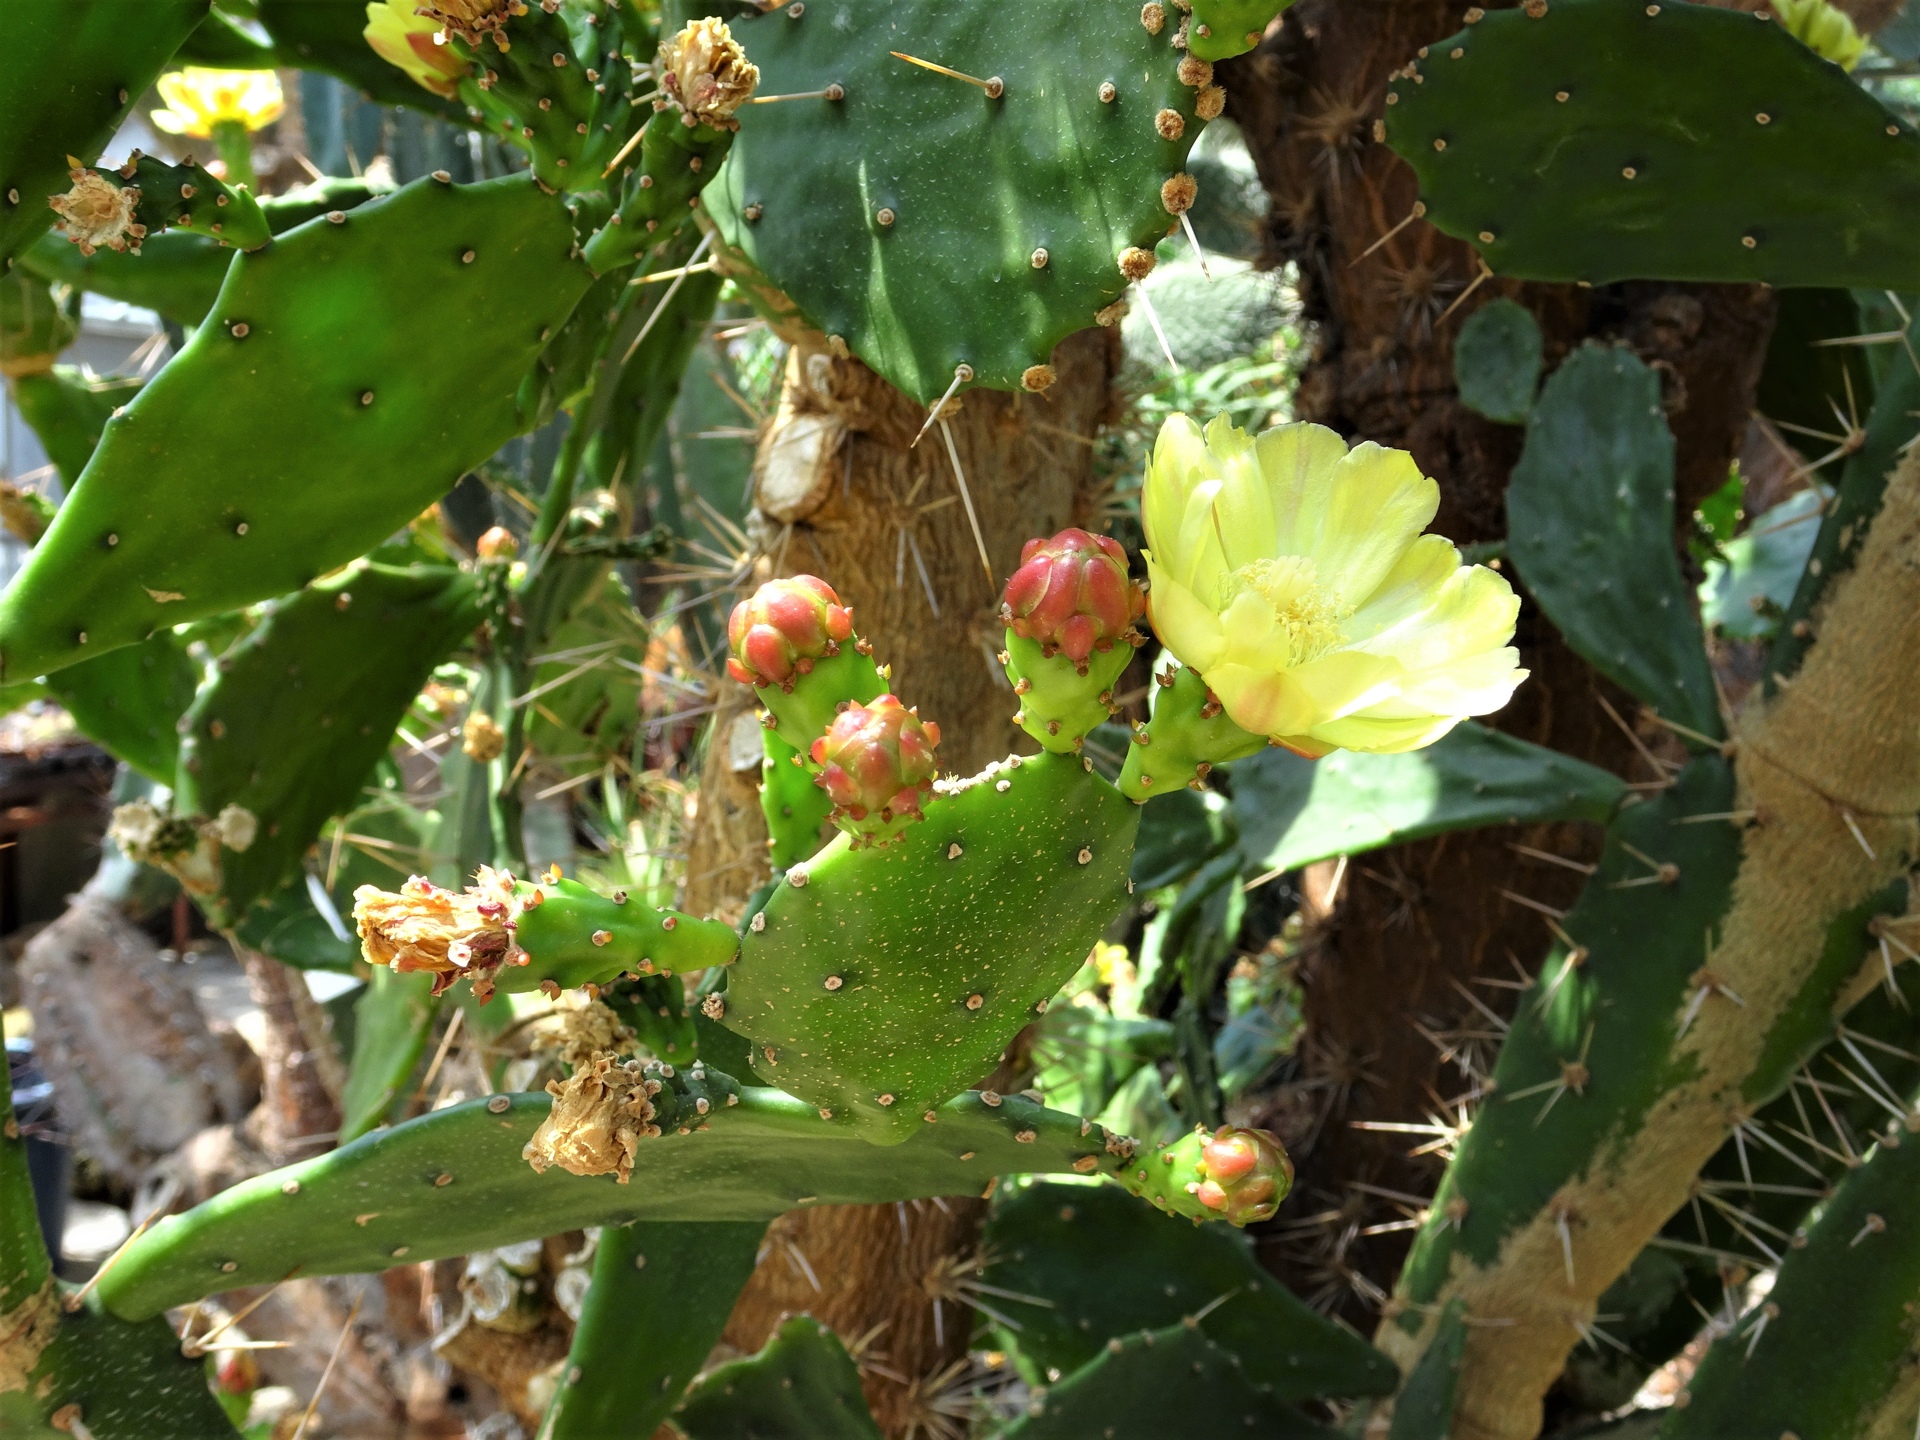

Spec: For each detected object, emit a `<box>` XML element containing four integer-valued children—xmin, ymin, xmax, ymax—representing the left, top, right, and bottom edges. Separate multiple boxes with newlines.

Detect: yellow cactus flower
<box><xmin>1140</xmin><ymin>413</ymin><xmax>1525</xmax><ymax>757</ymax></box>
<box><xmin>1773</xmin><ymin>0</ymin><xmax>1866</xmax><ymax>70</ymax></box>
<box><xmin>151</xmin><ymin>68</ymin><xmax>286</xmax><ymax>138</ymax></box>
<box><xmin>363</xmin><ymin>0</ymin><xmax>471</xmax><ymax>98</ymax></box>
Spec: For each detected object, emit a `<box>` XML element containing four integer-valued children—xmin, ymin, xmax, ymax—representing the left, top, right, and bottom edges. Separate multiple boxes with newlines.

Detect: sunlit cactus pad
<box><xmin>730</xmin><ymin>749</ymin><xmax>1138</xmax><ymax>1141</ymax></box>
<box><xmin>0</xmin><ymin>173</ymin><xmax>589</xmax><ymax>683</ymax></box>
<box><xmin>706</xmin><ymin>0</ymin><xmax>1214</xmax><ymax>401</ymax></box>
<box><xmin>1384</xmin><ymin>0</ymin><xmax>1920</xmax><ymax>288</ymax></box>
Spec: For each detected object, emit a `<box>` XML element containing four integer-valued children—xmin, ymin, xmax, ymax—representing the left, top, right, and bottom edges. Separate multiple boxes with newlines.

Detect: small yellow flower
<box><xmin>1773</xmin><ymin>0</ymin><xmax>1866</xmax><ymax>70</ymax></box>
<box><xmin>151</xmin><ymin>68</ymin><xmax>286</xmax><ymax>138</ymax></box>
<box><xmin>363</xmin><ymin>0</ymin><xmax>471</xmax><ymax>98</ymax></box>
<box><xmin>1141</xmin><ymin>413</ymin><xmax>1525</xmax><ymax>757</ymax></box>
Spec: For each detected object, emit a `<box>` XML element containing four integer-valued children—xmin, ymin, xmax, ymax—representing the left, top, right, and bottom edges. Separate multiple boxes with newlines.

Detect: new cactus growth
<box><xmin>808</xmin><ymin>694</ymin><xmax>941</xmax><ymax>845</ymax></box>
<box><xmin>1002</xmin><ymin>527</ymin><xmax>1145</xmax><ymax>754</ymax></box>
<box><xmin>1121</xmin><ymin>1122</ymin><xmax>1294</xmax><ymax>1226</ymax></box>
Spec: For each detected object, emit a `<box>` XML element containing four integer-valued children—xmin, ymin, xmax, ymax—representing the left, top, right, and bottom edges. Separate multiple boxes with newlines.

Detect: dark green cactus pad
<box><xmin>1507</xmin><ymin>344</ymin><xmax>1722</xmax><ymax>740</ymax></box>
<box><xmin>1755</xmin><ymin>289</ymin><xmax>1875</xmax><ymax>468</ymax></box>
<box><xmin>1383</xmin><ymin>0</ymin><xmax>1920</xmax><ymax>289</ymax></box>
<box><xmin>1453</xmin><ymin>297</ymin><xmax>1543</xmax><ymax>425</ymax></box>
<box><xmin>1227</xmin><ymin>720</ymin><xmax>1628</xmax><ymax>878</ymax></box>
<box><xmin>0</xmin><ymin>0</ymin><xmax>210</xmax><ymax>265</ymax></box>
<box><xmin>172</xmin><ymin>560</ymin><xmax>483</xmax><ymax>927</ymax></box>
<box><xmin>95</xmin><ymin>1086</ymin><xmax>1131</xmax><ymax>1321</ymax></box>
<box><xmin>1397</xmin><ymin>756</ymin><xmax>1743</xmax><ymax>1307</ymax></box>
<box><xmin>1664</xmin><ymin>1113</ymin><xmax>1920</xmax><ymax>1437</ymax></box>
<box><xmin>676</xmin><ymin>1313</ymin><xmax>883</xmax><ymax>1440</ymax></box>
<box><xmin>21</xmin><ymin>176</ymin><xmax>393</xmax><ymax>328</ymax></box>
<box><xmin>545</xmin><ymin>1221</ymin><xmax>769</xmax><ymax>1440</ymax></box>
<box><xmin>0</xmin><ymin>173</ymin><xmax>592</xmax><ymax>684</ymax></box>
<box><xmin>114</xmin><ymin>152</ymin><xmax>271</xmax><ymax>251</ymax></box>
<box><xmin>1000</xmin><ymin>1319</ymin><xmax>1342</xmax><ymax>1440</ymax></box>
<box><xmin>0</xmin><ymin>1295</ymin><xmax>240</xmax><ymax>1440</ymax></box>
<box><xmin>729</xmin><ymin>750</ymin><xmax>1139</xmax><ymax>1142</ymax></box>
<box><xmin>1387</xmin><ymin>1299</ymin><xmax>1466</xmax><ymax>1440</ymax></box>
<box><xmin>705</xmin><ymin>0</ymin><xmax>1215</xmax><ymax>401</ymax></box>
<box><xmin>984</xmin><ymin>1180</ymin><xmax>1397</xmax><ymax>1403</ymax></box>
<box><xmin>506</xmin><ymin>875</ymin><xmax>740</xmax><ymax>995</ymax></box>
<box><xmin>44</xmin><ymin>631</ymin><xmax>199</xmax><ymax>785</ymax></box>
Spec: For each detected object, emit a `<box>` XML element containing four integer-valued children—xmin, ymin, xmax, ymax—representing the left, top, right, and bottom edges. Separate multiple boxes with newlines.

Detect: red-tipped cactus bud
<box><xmin>475</xmin><ymin>524</ymin><xmax>518</xmax><ymax>561</ymax></box>
<box><xmin>809</xmin><ymin>695</ymin><xmax>941</xmax><ymax>846</ymax></box>
<box><xmin>1002</xmin><ymin>528</ymin><xmax>1143</xmax><ymax>672</ymax></box>
<box><xmin>1191</xmin><ymin>1126</ymin><xmax>1292</xmax><ymax>1225</ymax></box>
<box><xmin>726</xmin><ymin>576</ymin><xmax>855</xmax><ymax>690</ymax></box>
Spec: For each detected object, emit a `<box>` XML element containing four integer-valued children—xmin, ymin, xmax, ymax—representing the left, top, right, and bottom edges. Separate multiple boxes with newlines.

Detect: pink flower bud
<box><xmin>1002</xmin><ymin>528</ymin><xmax>1143</xmax><ymax>670</ymax></box>
<box><xmin>726</xmin><ymin>576</ymin><xmax>856</xmax><ymax>690</ymax></box>
<box><xmin>809</xmin><ymin>695</ymin><xmax>940</xmax><ymax>845</ymax></box>
<box><xmin>1192</xmin><ymin>1126</ymin><xmax>1291</xmax><ymax>1225</ymax></box>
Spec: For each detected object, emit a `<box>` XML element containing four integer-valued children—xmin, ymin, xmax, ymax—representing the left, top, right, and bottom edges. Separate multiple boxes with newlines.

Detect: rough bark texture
<box><xmin>1220</xmin><ymin>0</ymin><xmax>1775</xmax><ymax>1332</ymax></box>
<box><xmin>1377</xmin><ymin>450</ymin><xmax>1920</xmax><ymax>1440</ymax></box>
<box><xmin>238</xmin><ymin>950</ymin><xmax>345</xmax><ymax>1168</ymax></box>
<box><xmin>691</xmin><ymin>325</ymin><xmax>1115</xmax><ymax>1435</ymax></box>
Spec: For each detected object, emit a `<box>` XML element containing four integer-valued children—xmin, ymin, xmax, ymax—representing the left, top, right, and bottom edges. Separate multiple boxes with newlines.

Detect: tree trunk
<box><xmin>1219</xmin><ymin>0</ymin><xmax>1775</xmax><ymax>1332</ymax></box>
<box><xmin>688</xmin><ymin>326</ymin><xmax>1116</xmax><ymax>1435</ymax></box>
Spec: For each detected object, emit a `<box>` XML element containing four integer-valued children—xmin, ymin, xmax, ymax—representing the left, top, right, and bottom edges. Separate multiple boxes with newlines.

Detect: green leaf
<box><xmin>1507</xmin><ymin>344</ymin><xmax>1722</xmax><ymax>739</ymax></box>
<box><xmin>1227</xmin><ymin>721</ymin><xmax>1626</xmax><ymax>878</ymax></box>
<box><xmin>1453</xmin><ymin>297</ymin><xmax>1543</xmax><ymax>424</ymax></box>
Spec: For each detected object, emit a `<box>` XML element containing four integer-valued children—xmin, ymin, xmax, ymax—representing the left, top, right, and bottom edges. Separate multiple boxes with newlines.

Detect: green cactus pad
<box><xmin>1396</xmin><ymin>756</ymin><xmax>1743</xmax><ymax>1307</ymax></box>
<box><xmin>95</xmin><ymin>1085</ymin><xmax>1134</xmax><ymax>1321</ymax></box>
<box><xmin>503</xmin><ymin>874</ymin><xmax>740</xmax><ymax>995</ymax></box>
<box><xmin>1227</xmin><ymin>720</ymin><xmax>1628</xmax><ymax>878</ymax></box>
<box><xmin>0</xmin><ymin>173</ymin><xmax>592</xmax><ymax>684</ymax></box>
<box><xmin>338</xmin><ymin>968</ymin><xmax>441</xmax><ymax>1144</ymax></box>
<box><xmin>0</xmin><ymin>0</ymin><xmax>210</xmax><ymax>265</ymax></box>
<box><xmin>9</xmin><ymin>367</ymin><xmax>143</xmax><ymax>493</ymax></box>
<box><xmin>1453</xmin><ymin>297</ymin><xmax>1543</xmax><ymax>425</ymax></box>
<box><xmin>1185</xmin><ymin>0</ymin><xmax>1292</xmax><ymax>61</ymax></box>
<box><xmin>108</xmin><ymin>151</ymin><xmax>271</xmax><ymax>251</ymax></box>
<box><xmin>582</xmin><ymin>111</ymin><xmax>734</xmax><ymax>274</ymax></box>
<box><xmin>1387</xmin><ymin>1300</ymin><xmax>1467</xmax><ymax>1440</ymax></box>
<box><xmin>44</xmin><ymin>631</ymin><xmax>199</xmax><ymax>785</ymax></box>
<box><xmin>20</xmin><ymin>175</ymin><xmax>392</xmax><ymax>328</ymax></box>
<box><xmin>1005</xmin><ymin>632</ymin><xmax>1132</xmax><ymax>756</ymax></box>
<box><xmin>1664</xmin><ymin>1115</ymin><xmax>1920</xmax><ymax>1437</ymax></box>
<box><xmin>729</xmin><ymin>749</ymin><xmax>1139</xmax><ymax>1142</ymax></box>
<box><xmin>0</xmin><ymin>1295</ymin><xmax>240</xmax><ymax>1440</ymax></box>
<box><xmin>545</xmin><ymin>1221</ymin><xmax>769</xmax><ymax>1440</ymax></box>
<box><xmin>1001</xmin><ymin>1319</ymin><xmax>1342</xmax><ymax>1440</ymax></box>
<box><xmin>705</xmin><ymin>0</ymin><xmax>1216</xmax><ymax>401</ymax></box>
<box><xmin>676</xmin><ymin>1314</ymin><xmax>883</xmax><ymax>1440</ymax></box>
<box><xmin>754</xmin><ymin>644</ymin><xmax>889</xmax><ymax>761</ymax></box>
<box><xmin>1507</xmin><ymin>344</ymin><xmax>1723</xmax><ymax>741</ymax></box>
<box><xmin>984</xmin><ymin>1179</ymin><xmax>1397</xmax><ymax>1402</ymax></box>
<box><xmin>761</xmin><ymin>728</ymin><xmax>834</xmax><ymax>870</ymax></box>
<box><xmin>1383</xmin><ymin>0</ymin><xmax>1920</xmax><ymax>289</ymax></box>
<box><xmin>1119</xmin><ymin>662</ymin><xmax>1267</xmax><ymax>802</ymax></box>
<box><xmin>168</xmin><ymin>560</ymin><xmax>482</xmax><ymax>927</ymax></box>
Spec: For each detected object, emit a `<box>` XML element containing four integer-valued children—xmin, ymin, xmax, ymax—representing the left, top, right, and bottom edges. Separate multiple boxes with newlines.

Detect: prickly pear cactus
<box><xmin>706</xmin><ymin>0</ymin><xmax>1230</xmax><ymax>400</ymax></box>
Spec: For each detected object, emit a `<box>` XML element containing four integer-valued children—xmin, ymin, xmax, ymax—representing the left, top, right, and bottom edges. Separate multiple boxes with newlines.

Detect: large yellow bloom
<box><xmin>364</xmin><ymin>0</ymin><xmax>471</xmax><ymax>97</ymax></box>
<box><xmin>151</xmin><ymin>68</ymin><xmax>286</xmax><ymax>138</ymax></box>
<box><xmin>1141</xmin><ymin>414</ymin><xmax>1525</xmax><ymax>757</ymax></box>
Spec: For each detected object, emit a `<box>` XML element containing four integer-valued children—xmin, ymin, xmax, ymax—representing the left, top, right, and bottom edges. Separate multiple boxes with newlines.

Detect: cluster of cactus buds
<box><xmin>726</xmin><ymin>575</ymin><xmax>855</xmax><ymax>691</ymax></box>
<box><xmin>1002</xmin><ymin>527</ymin><xmax>1144</xmax><ymax>674</ymax></box>
<box><xmin>809</xmin><ymin>695</ymin><xmax>941</xmax><ymax>847</ymax></box>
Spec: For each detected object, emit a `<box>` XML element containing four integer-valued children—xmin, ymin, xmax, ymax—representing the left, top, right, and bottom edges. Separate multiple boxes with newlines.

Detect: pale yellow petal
<box><xmin>1345</xmin><ymin>534</ymin><xmax>1460</xmax><ymax>643</ymax></box>
<box><xmin>1283</xmin><ymin>648</ymin><xmax>1407</xmax><ymax>721</ymax></box>
<box><xmin>1389</xmin><ymin>650</ymin><xmax>1529</xmax><ymax>718</ymax></box>
<box><xmin>1200</xmin><ymin>415</ymin><xmax>1279</xmax><ymax>569</ymax></box>
<box><xmin>1206</xmin><ymin>662</ymin><xmax>1318</xmax><ymax>738</ymax></box>
<box><xmin>1143</xmin><ymin>555</ymin><xmax>1226</xmax><ymax>672</ymax></box>
<box><xmin>1170</xmin><ymin>477</ymin><xmax>1229</xmax><ymax>601</ymax></box>
<box><xmin>1245</xmin><ymin>422</ymin><xmax>1347</xmax><ymax>558</ymax></box>
<box><xmin>1300</xmin><ymin>442</ymin><xmax>1439</xmax><ymax>611</ymax></box>
<box><xmin>1141</xmin><ymin>413</ymin><xmax>1209</xmax><ymax>570</ymax></box>
<box><xmin>1218</xmin><ymin>589</ymin><xmax>1285</xmax><ymax>670</ymax></box>
<box><xmin>1351</xmin><ymin>564</ymin><xmax>1519</xmax><ymax>672</ymax></box>
<box><xmin>1302</xmin><ymin>712</ymin><xmax>1468</xmax><ymax>755</ymax></box>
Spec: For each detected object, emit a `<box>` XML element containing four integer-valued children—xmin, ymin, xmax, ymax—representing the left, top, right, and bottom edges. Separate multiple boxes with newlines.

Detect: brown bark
<box><xmin>239</xmin><ymin>949</ymin><xmax>345</xmax><ymax>1168</ymax></box>
<box><xmin>1220</xmin><ymin>0</ymin><xmax>1774</xmax><ymax>1330</ymax></box>
<box><xmin>689</xmin><ymin>326</ymin><xmax>1116</xmax><ymax>1435</ymax></box>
